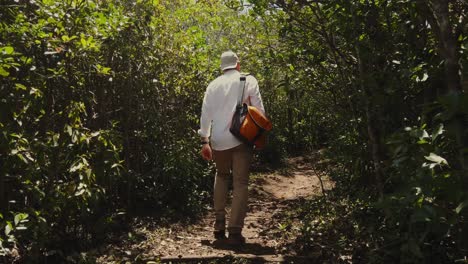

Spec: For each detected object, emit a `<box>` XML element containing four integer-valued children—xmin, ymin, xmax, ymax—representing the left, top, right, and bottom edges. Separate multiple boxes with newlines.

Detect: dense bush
<box><xmin>250</xmin><ymin>0</ymin><xmax>468</xmax><ymax>262</ymax></box>
<box><xmin>0</xmin><ymin>0</ymin><xmax>279</xmax><ymax>261</ymax></box>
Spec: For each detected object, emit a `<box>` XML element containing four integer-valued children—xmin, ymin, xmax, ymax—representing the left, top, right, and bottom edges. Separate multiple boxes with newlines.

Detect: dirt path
<box><xmin>94</xmin><ymin>157</ymin><xmax>333</xmax><ymax>263</ymax></box>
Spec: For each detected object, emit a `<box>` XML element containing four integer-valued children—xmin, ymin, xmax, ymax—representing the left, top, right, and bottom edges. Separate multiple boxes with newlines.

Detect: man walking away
<box><xmin>198</xmin><ymin>50</ymin><xmax>265</xmax><ymax>246</ymax></box>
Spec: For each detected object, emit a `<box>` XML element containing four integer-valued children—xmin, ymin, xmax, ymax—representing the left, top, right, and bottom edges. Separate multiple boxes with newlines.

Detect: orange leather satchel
<box><xmin>230</xmin><ymin>75</ymin><xmax>272</xmax><ymax>149</ymax></box>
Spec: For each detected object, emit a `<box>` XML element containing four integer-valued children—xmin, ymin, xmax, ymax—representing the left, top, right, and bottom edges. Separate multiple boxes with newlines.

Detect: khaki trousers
<box><xmin>212</xmin><ymin>143</ymin><xmax>253</xmax><ymax>234</ymax></box>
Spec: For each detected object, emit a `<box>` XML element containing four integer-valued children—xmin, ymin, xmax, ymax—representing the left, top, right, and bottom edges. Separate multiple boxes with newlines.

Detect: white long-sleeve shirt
<box><xmin>198</xmin><ymin>70</ymin><xmax>265</xmax><ymax>151</ymax></box>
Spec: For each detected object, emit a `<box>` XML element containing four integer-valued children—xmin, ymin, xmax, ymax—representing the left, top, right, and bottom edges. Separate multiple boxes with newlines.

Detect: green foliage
<box><xmin>0</xmin><ymin>0</ymin><xmax>276</xmax><ymax>261</ymax></box>
<box><xmin>250</xmin><ymin>0</ymin><xmax>468</xmax><ymax>262</ymax></box>
<box><xmin>378</xmin><ymin>118</ymin><xmax>466</xmax><ymax>263</ymax></box>
<box><xmin>1</xmin><ymin>0</ymin><xmax>466</xmax><ymax>262</ymax></box>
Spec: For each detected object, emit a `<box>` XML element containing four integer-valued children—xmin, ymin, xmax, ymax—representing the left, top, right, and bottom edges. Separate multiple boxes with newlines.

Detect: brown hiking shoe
<box><xmin>213</xmin><ymin>218</ymin><xmax>226</xmax><ymax>240</ymax></box>
<box><xmin>226</xmin><ymin>233</ymin><xmax>246</xmax><ymax>246</ymax></box>
<box><xmin>213</xmin><ymin>230</ymin><xmax>226</xmax><ymax>240</ymax></box>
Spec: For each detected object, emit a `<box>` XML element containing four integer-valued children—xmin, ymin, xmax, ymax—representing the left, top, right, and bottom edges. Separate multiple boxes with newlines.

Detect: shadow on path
<box><xmin>202</xmin><ymin>239</ymin><xmax>276</xmax><ymax>255</ymax></box>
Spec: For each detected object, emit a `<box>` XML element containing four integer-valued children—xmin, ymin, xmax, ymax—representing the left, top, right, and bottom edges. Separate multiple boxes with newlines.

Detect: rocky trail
<box><xmin>92</xmin><ymin>157</ymin><xmax>334</xmax><ymax>263</ymax></box>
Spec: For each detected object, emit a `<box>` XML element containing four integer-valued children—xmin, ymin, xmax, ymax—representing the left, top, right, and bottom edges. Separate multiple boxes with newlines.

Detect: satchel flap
<box><xmin>247</xmin><ymin>105</ymin><xmax>272</xmax><ymax>131</ymax></box>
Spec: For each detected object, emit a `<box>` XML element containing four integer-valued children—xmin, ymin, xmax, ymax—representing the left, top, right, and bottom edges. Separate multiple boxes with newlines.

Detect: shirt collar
<box><xmin>223</xmin><ymin>69</ymin><xmax>239</xmax><ymax>75</ymax></box>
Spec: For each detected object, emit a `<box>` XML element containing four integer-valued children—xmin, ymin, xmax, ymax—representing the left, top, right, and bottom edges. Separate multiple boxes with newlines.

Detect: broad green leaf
<box><xmin>420</xmin><ymin>130</ymin><xmax>429</xmax><ymax>139</ymax></box>
<box><xmin>111</xmin><ymin>163</ymin><xmax>122</xmax><ymax>169</ymax></box>
<box><xmin>75</xmin><ymin>189</ymin><xmax>85</xmax><ymax>196</ymax></box>
<box><xmin>417</xmin><ymin>139</ymin><xmax>428</xmax><ymax>144</ymax></box>
<box><xmin>424</xmin><ymin>153</ymin><xmax>448</xmax><ymax>165</ymax></box>
<box><xmin>81</xmin><ymin>37</ymin><xmax>87</xmax><ymax>47</ymax></box>
<box><xmin>5</xmin><ymin>222</ymin><xmax>13</xmax><ymax>236</ymax></box>
<box><xmin>15</xmin><ymin>83</ymin><xmax>27</xmax><ymax>90</ymax></box>
<box><xmin>0</xmin><ymin>66</ymin><xmax>9</xmax><ymax>77</ymax></box>
<box><xmin>413</xmin><ymin>187</ymin><xmax>422</xmax><ymax>196</ymax></box>
<box><xmin>96</xmin><ymin>65</ymin><xmax>111</xmax><ymax>75</ymax></box>
<box><xmin>14</xmin><ymin>215</ymin><xmax>20</xmax><ymax>225</ymax></box>
<box><xmin>66</xmin><ymin>125</ymin><xmax>73</xmax><ymax>136</ymax></box>
<box><xmin>416</xmin><ymin>73</ymin><xmax>428</xmax><ymax>82</ymax></box>
<box><xmin>10</xmin><ymin>133</ymin><xmax>21</xmax><ymax>138</ymax></box>
<box><xmin>1</xmin><ymin>46</ymin><xmax>14</xmax><ymax>54</ymax></box>
<box><xmin>17</xmin><ymin>153</ymin><xmax>29</xmax><ymax>164</ymax></box>
<box><xmin>20</xmin><ymin>56</ymin><xmax>32</xmax><ymax>64</ymax></box>
<box><xmin>85</xmin><ymin>168</ymin><xmax>92</xmax><ymax>179</ymax></box>
<box><xmin>70</xmin><ymin>162</ymin><xmax>85</xmax><ymax>173</ymax></box>
<box><xmin>30</xmin><ymin>87</ymin><xmax>43</xmax><ymax>97</ymax></box>
<box><xmin>432</xmin><ymin>123</ymin><xmax>444</xmax><ymax>141</ymax></box>
<box><xmin>14</xmin><ymin>213</ymin><xmax>28</xmax><ymax>226</ymax></box>
<box><xmin>53</xmin><ymin>133</ymin><xmax>60</xmax><ymax>147</ymax></box>
<box><xmin>61</xmin><ymin>35</ymin><xmax>77</xmax><ymax>42</ymax></box>
<box><xmin>410</xmin><ymin>128</ymin><xmax>429</xmax><ymax>139</ymax></box>
<box><xmin>455</xmin><ymin>200</ymin><xmax>468</xmax><ymax>214</ymax></box>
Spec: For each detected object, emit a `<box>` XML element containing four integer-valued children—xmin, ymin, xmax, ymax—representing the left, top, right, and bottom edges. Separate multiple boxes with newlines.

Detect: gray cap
<box><xmin>220</xmin><ymin>50</ymin><xmax>239</xmax><ymax>71</ymax></box>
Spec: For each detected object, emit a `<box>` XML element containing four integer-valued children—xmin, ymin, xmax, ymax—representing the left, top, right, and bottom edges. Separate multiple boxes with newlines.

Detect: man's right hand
<box><xmin>201</xmin><ymin>144</ymin><xmax>212</xmax><ymax>161</ymax></box>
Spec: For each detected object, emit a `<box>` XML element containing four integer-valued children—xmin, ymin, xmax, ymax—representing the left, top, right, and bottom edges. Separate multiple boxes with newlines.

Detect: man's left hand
<box><xmin>201</xmin><ymin>144</ymin><xmax>212</xmax><ymax>161</ymax></box>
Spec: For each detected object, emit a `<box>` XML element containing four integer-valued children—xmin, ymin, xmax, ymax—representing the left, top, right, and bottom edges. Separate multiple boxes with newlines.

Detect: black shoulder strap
<box><xmin>237</xmin><ymin>75</ymin><xmax>246</xmax><ymax>107</ymax></box>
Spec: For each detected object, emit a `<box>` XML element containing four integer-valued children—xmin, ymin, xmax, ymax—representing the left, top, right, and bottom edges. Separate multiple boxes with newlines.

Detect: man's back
<box><xmin>199</xmin><ymin>70</ymin><xmax>264</xmax><ymax>151</ymax></box>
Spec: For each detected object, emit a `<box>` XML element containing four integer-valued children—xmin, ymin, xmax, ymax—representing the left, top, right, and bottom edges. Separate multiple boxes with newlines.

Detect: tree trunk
<box><xmin>366</xmin><ymin>106</ymin><xmax>385</xmax><ymax>200</ymax></box>
<box><xmin>355</xmin><ymin>50</ymin><xmax>385</xmax><ymax>199</ymax></box>
<box><xmin>431</xmin><ymin>0</ymin><xmax>463</xmax><ymax>94</ymax></box>
<box><xmin>285</xmin><ymin>75</ymin><xmax>295</xmax><ymax>152</ymax></box>
<box><xmin>354</xmin><ymin>2</ymin><xmax>385</xmax><ymax>200</ymax></box>
<box><xmin>427</xmin><ymin>0</ymin><xmax>467</xmax><ymax>173</ymax></box>
<box><xmin>0</xmin><ymin>171</ymin><xmax>5</xmax><ymax>210</ymax></box>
